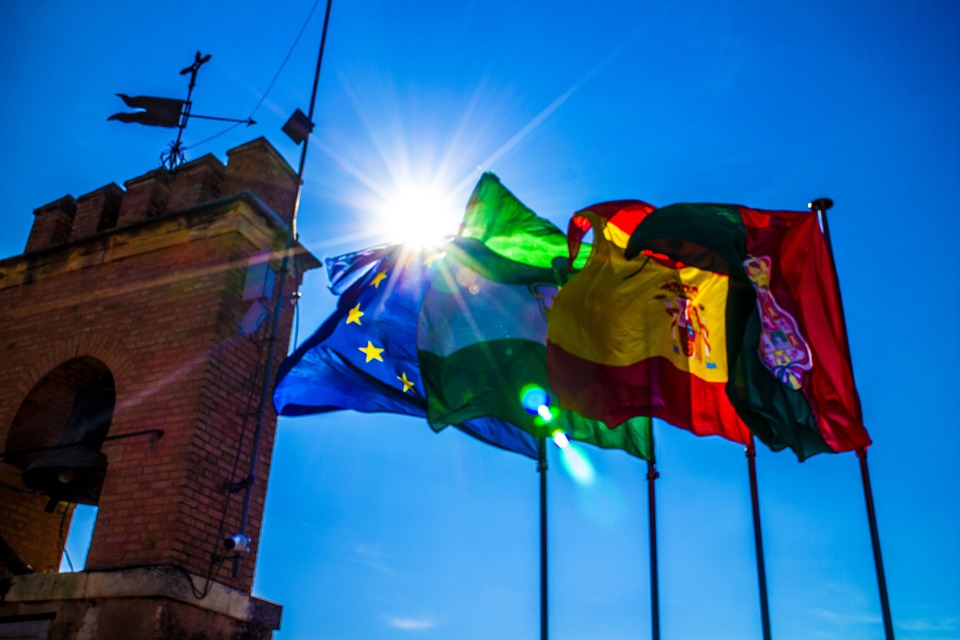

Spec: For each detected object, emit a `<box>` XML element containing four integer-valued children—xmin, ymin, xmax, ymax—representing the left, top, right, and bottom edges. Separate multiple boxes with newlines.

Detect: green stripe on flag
<box><xmin>461</xmin><ymin>173</ymin><xmax>589</xmax><ymax>271</ymax></box>
<box><xmin>418</xmin><ymin>241</ymin><xmax>652</xmax><ymax>459</ymax></box>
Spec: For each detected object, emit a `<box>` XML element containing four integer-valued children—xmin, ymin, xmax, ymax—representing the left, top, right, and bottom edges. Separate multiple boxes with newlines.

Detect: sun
<box><xmin>373</xmin><ymin>183</ymin><xmax>462</xmax><ymax>248</ymax></box>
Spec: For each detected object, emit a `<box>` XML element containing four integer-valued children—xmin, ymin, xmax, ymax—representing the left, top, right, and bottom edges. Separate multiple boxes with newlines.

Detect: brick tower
<box><xmin>0</xmin><ymin>138</ymin><xmax>318</xmax><ymax>639</ymax></box>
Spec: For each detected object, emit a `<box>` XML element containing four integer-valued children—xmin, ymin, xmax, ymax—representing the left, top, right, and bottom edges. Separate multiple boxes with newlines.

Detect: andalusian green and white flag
<box><xmin>417</xmin><ymin>174</ymin><xmax>653</xmax><ymax>460</ymax></box>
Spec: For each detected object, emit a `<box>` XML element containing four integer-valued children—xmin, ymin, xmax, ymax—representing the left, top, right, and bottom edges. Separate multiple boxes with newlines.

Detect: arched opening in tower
<box><xmin>2</xmin><ymin>356</ymin><xmax>115</xmax><ymax>573</ymax></box>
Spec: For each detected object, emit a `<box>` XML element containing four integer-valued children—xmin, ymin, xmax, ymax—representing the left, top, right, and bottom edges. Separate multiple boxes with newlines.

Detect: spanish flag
<box><xmin>546</xmin><ymin>201</ymin><xmax>870</xmax><ymax>460</ymax></box>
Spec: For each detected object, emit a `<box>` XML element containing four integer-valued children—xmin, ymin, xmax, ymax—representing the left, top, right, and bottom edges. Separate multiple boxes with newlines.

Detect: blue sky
<box><xmin>2</xmin><ymin>1</ymin><xmax>958</xmax><ymax>639</ymax></box>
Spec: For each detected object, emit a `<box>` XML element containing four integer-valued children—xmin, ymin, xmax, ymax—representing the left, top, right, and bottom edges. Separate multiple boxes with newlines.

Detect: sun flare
<box><xmin>373</xmin><ymin>184</ymin><xmax>462</xmax><ymax>249</ymax></box>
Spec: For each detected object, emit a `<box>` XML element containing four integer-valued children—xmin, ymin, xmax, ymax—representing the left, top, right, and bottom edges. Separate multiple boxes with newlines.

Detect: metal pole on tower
<box><xmin>234</xmin><ymin>0</ymin><xmax>335</xmax><ymax>579</ymax></box>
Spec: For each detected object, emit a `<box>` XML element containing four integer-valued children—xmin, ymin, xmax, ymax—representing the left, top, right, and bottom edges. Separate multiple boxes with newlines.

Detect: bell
<box><xmin>22</xmin><ymin>375</ymin><xmax>114</xmax><ymax>512</ymax></box>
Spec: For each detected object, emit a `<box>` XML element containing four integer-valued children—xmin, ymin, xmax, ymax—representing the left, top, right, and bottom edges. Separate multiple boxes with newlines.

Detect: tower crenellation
<box><xmin>0</xmin><ymin>137</ymin><xmax>318</xmax><ymax>639</ymax></box>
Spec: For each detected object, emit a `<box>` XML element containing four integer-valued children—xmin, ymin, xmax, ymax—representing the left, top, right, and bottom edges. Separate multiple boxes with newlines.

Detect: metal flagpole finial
<box><xmin>808</xmin><ymin>197</ymin><xmax>834</xmax><ymax>213</ymax></box>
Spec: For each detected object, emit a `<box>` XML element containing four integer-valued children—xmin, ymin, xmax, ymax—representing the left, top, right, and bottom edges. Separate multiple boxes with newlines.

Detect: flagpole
<box><xmin>856</xmin><ymin>447</ymin><xmax>894</xmax><ymax>639</ymax></box>
<box><xmin>646</xmin><ymin>454</ymin><xmax>660</xmax><ymax>640</ymax></box>
<box><xmin>809</xmin><ymin>197</ymin><xmax>894</xmax><ymax>640</ymax></box>
<box><xmin>746</xmin><ymin>436</ymin><xmax>772</xmax><ymax>640</ymax></box>
<box><xmin>538</xmin><ymin>436</ymin><xmax>549</xmax><ymax>640</ymax></box>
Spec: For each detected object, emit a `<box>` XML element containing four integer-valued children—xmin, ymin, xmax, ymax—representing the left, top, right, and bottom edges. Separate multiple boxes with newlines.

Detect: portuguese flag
<box><xmin>546</xmin><ymin>200</ymin><xmax>870</xmax><ymax>460</ymax></box>
<box><xmin>417</xmin><ymin>175</ymin><xmax>654</xmax><ymax>460</ymax></box>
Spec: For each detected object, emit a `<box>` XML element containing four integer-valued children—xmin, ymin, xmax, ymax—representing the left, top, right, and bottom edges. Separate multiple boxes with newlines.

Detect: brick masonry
<box><xmin>0</xmin><ymin>138</ymin><xmax>318</xmax><ymax>638</ymax></box>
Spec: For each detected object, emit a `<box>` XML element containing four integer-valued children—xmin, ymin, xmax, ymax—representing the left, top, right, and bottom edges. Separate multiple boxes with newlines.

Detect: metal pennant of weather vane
<box><xmin>108</xmin><ymin>51</ymin><xmax>256</xmax><ymax>171</ymax></box>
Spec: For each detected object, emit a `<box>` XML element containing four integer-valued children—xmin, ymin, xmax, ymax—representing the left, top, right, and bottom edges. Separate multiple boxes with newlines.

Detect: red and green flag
<box><xmin>546</xmin><ymin>200</ymin><xmax>870</xmax><ymax>460</ymax></box>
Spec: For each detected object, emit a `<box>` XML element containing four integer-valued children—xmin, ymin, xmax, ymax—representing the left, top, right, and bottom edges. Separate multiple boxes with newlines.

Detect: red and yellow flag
<box><xmin>547</xmin><ymin>201</ymin><xmax>870</xmax><ymax>460</ymax></box>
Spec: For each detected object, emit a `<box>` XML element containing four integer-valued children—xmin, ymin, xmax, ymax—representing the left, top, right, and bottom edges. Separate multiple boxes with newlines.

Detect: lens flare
<box><xmin>371</xmin><ymin>184</ymin><xmax>461</xmax><ymax>248</ymax></box>
<box><xmin>551</xmin><ymin>430</ymin><xmax>569</xmax><ymax>448</ymax></box>
<box><xmin>557</xmin><ymin>441</ymin><xmax>595</xmax><ymax>485</ymax></box>
<box><xmin>519</xmin><ymin>384</ymin><xmax>548</xmax><ymax>416</ymax></box>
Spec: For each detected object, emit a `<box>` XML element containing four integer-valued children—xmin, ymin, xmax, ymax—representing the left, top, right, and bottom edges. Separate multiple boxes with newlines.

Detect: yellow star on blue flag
<box><xmin>273</xmin><ymin>243</ymin><xmax>537</xmax><ymax>458</ymax></box>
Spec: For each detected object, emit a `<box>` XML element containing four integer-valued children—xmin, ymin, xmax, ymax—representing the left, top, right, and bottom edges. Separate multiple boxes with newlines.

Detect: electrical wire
<box><xmin>178</xmin><ymin>325</ymin><xmax>269</xmax><ymax>600</ymax></box>
<box><xmin>247</xmin><ymin>0</ymin><xmax>324</xmax><ymax>120</ymax></box>
<box><xmin>183</xmin><ymin>122</ymin><xmax>244</xmax><ymax>152</ymax></box>
<box><xmin>180</xmin><ymin>0</ymin><xmax>326</xmax><ymax>571</ymax></box>
<box><xmin>221</xmin><ymin>333</ymin><xmax>269</xmax><ymax>584</ymax></box>
<box><xmin>184</xmin><ymin>0</ymin><xmax>323</xmax><ymax>153</ymax></box>
<box><xmin>186</xmin><ymin>0</ymin><xmax>328</xmax><ymax>592</ymax></box>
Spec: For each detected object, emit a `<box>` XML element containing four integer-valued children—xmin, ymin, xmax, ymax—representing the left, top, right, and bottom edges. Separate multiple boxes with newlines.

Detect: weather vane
<box><xmin>108</xmin><ymin>51</ymin><xmax>256</xmax><ymax>171</ymax></box>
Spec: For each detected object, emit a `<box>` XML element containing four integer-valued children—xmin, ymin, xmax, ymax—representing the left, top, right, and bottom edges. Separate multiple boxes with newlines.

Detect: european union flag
<box><xmin>273</xmin><ymin>243</ymin><xmax>537</xmax><ymax>458</ymax></box>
